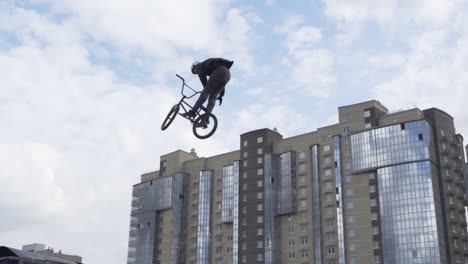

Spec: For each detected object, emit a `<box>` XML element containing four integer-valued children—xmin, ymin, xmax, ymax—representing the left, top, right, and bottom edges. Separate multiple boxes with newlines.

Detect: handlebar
<box><xmin>176</xmin><ymin>74</ymin><xmax>199</xmax><ymax>99</ymax></box>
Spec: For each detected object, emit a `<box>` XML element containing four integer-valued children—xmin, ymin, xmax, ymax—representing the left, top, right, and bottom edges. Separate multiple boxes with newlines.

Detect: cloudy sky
<box><xmin>1</xmin><ymin>0</ymin><xmax>468</xmax><ymax>263</ymax></box>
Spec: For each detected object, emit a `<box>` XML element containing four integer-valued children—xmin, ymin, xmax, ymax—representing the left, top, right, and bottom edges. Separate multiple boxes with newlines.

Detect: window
<box><xmin>347</xmin><ymin>215</ymin><xmax>355</xmax><ymax>223</ymax></box>
<box><xmin>364</xmin><ymin>110</ymin><xmax>371</xmax><ymax>117</ymax></box>
<box><xmin>324</xmin><ymin>157</ymin><xmax>331</xmax><ymax>164</ymax></box>
<box><xmin>373</xmin><ymin>240</ymin><xmax>380</xmax><ymax>249</ymax></box>
<box><xmin>326</xmin><ymin>181</ymin><xmax>333</xmax><ymax>189</ymax></box>
<box><xmin>326</xmin><ymin>194</ymin><xmax>333</xmax><ymax>201</ymax></box>
<box><xmin>344</xmin><ymin>162</ymin><xmax>352</xmax><ymax>169</ymax></box>
<box><xmin>369</xmin><ymin>185</ymin><xmax>376</xmax><ymax>193</ymax></box>
<box><xmin>348</xmin><ymin>229</ymin><xmax>357</xmax><ymax>237</ymax></box>
<box><xmin>243</xmin><ymin>151</ymin><xmax>248</xmax><ymax>158</ymax></box>
<box><xmin>257</xmin><ymin>216</ymin><xmax>263</xmax><ymax>223</ymax></box>
<box><xmin>371</xmin><ymin>213</ymin><xmax>378</xmax><ymax>221</ymax></box>
<box><xmin>347</xmin><ymin>201</ymin><xmax>354</xmax><ymax>209</ymax></box>
<box><xmin>300</xmin><ymin>200</ymin><xmax>307</xmax><ymax>208</ymax></box>
<box><xmin>346</xmin><ymin>175</ymin><xmax>352</xmax><ymax>182</ymax></box>
<box><xmin>257</xmin><ymin>253</ymin><xmax>263</xmax><ymax>261</ymax></box>
<box><xmin>327</xmin><ymin>219</ymin><xmax>334</xmax><ymax>227</ymax></box>
<box><xmin>243</xmin><ymin>160</ymin><xmax>247</xmax><ymax>167</ymax></box>
<box><xmin>257</xmin><ymin>136</ymin><xmax>263</xmax><ymax>143</ymax></box>
<box><xmin>257</xmin><ymin>203</ymin><xmax>263</xmax><ymax>211</ymax></box>
<box><xmin>242</xmin><ymin>242</ymin><xmax>247</xmax><ymax>250</ymax></box>
<box><xmin>243</xmin><ymin>140</ymin><xmax>248</xmax><ymax>147</ymax></box>
<box><xmin>299</xmin><ymin>175</ymin><xmax>305</xmax><ymax>183</ymax></box>
<box><xmin>374</xmin><ymin>256</ymin><xmax>381</xmax><ymax>264</ymax></box>
<box><xmin>288</xmin><ymin>215</ymin><xmax>293</xmax><ymax>221</ymax></box>
<box><xmin>243</xmin><ymin>171</ymin><xmax>247</xmax><ymax>178</ymax></box>
<box><xmin>370</xmin><ymin>199</ymin><xmax>377</xmax><ymax>207</ymax></box>
<box><xmin>418</xmin><ymin>133</ymin><xmax>423</xmax><ymax>141</ymax></box>
<box><xmin>288</xmin><ymin>239</ymin><xmax>295</xmax><ymax>246</ymax></box>
<box><xmin>325</xmin><ymin>169</ymin><xmax>332</xmax><ymax>176</ymax></box>
<box><xmin>372</xmin><ymin>227</ymin><xmax>379</xmax><ymax>235</ymax></box>
<box><xmin>242</xmin><ymin>255</ymin><xmax>247</xmax><ymax>262</ymax></box>
<box><xmin>327</xmin><ymin>232</ymin><xmax>334</xmax><ymax>241</ymax></box>
<box><xmin>346</xmin><ymin>188</ymin><xmax>353</xmax><ymax>196</ymax></box>
<box><xmin>441</xmin><ymin>129</ymin><xmax>445</xmax><ymax>136</ymax></box>
<box><xmin>344</xmin><ymin>126</ymin><xmax>350</xmax><ymax>133</ymax></box>
<box><xmin>288</xmin><ymin>252</ymin><xmax>295</xmax><ymax>259</ymax></box>
<box><xmin>257</xmin><ymin>168</ymin><xmax>263</xmax><ymax>175</ymax></box>
<box><xmin>324</xmin><ymin>145</ymin><xmax>331</xmax><ymax>152</ymax></box>
<box><xmin>257</xmin><ymin>180</ymin><xmax>263</xmax><ymax>187</ymax></box>
<box><xmin>301</xmin><ymin>237</ymin><xmax>308</xmax><ymax>245</ymax></box>
<box><xmin>300</xmin><ymin>223</ymin><xmax>307</xmax><ymax>232</ymax></box>
<box><xmin>345</xmin><ymin>149</ymin><xmax>351</xmax><ymax>156</ymax></box>
<box><xmin>242</xmin><ymin>194</ymin><xmax>247</xmax><ymax>201</ymax></box>
<box><xmin>257</xmin><ymin>192</ymin><xmax>263</xmax><ymax>199</ymax></box>
<box><xmin>349</xmin><ymin>243</ymin><xmax>357</xmax><ymax>251</ymax></box>
<box><xmin>242</xmin><ymin>206</ymin><xmax>247</xmax><ymax>213</ymax></box>
<box><xmin>257</xmin><ymin>228</ymin><xmax>263</xmax><ymax>235</ymax></box>
<box><xmin>368</xmin><ymin>173</ymin><xmax>375</xmax><ymax>179</ymax></box>
<box><xmin>299</xmin><ymin>164</ymin><xmax>306</xmax><ymax>172</ymax></box>
<box><xmin>257</xmin><ymin>240</ymin><xmax>263</xmax><ymax>248</ymax></box>
<box><xmin>343</xmin><ymin>114</ymin><xmax>349</xmax><ymax>122</ymax></box>
<box><xmin>243</xmin><ymin>183</ymin><xmax>247</xmax><ymax>190</ymax></box>
<box><xmin>257</xmin><ymin>148</ymin><xmax>263</xmax><ymax>155</ymax></box>
<box><xmin>299</xmin><ymin>152</ymin><xmax>306</xmax><ymax>159</ymax></box>
<box><xmin>288</xmin><ymin>226</ymin><xmax>294</xmax><ymax>233</ymax></box>
<box><xmin>300</xmin><ymin>187</ymin><xmax>307</xmax><ymax>195</ymax></box>
<box><xmin>301</xmin><ymin>250</ymin><xmax>309</xmax><ymax>258</ymax></box>
<box><xmin>328</xmin><ymin>247</ymin><xmax>335</xmax><ymax>254</ymax></box>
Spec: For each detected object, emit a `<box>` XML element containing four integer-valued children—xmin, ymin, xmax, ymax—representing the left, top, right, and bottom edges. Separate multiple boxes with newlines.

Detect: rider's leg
<box><xmin>205</xmin><ymin>66</ymin><xmax>230</xmax><ymax>116</ymax></box>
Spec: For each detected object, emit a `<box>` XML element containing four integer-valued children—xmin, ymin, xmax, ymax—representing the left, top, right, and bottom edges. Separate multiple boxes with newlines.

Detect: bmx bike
<box><xmin>161</xmin><ymin>74</ymin><xmax>218</xmax><ymax>139</ymax></box>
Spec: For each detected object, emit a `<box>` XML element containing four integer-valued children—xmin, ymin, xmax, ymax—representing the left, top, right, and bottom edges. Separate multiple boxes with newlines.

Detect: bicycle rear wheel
<box><xmin>161</xmin><ymin>105</ymin><xmax>180</xmax><ymax>130</ymax></box>
<box><xmin>192</xmin><ymin>113</ymin><xmax>218</xmax><ymax>139</ymax></box>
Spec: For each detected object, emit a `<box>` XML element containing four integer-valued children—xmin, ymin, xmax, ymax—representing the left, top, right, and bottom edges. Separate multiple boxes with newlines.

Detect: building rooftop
<box><xmin>0</xmin><ymin>246</ymin><xmax>82</xmax><ymax>264</ymax></box>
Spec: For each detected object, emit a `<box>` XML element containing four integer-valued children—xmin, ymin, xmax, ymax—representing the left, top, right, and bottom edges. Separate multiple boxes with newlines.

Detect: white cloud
<box><xmin>367</xmin><ymin>53</ymin><xmax>406</xmax><ymax>69</ymax></box>
<box><xmin>275</xmin><ymin>14</ymin><xmax>335</xmax><ymax>98</ymax></box>
<box><xmin>323</xmin><ymin>0</ymin><xmax>468</xmax><ymax>44</ymax></box>
<box><xmin>373</xmin><ymin>29</ymin><xmax>468</xmax><ymax>139</ymax></box>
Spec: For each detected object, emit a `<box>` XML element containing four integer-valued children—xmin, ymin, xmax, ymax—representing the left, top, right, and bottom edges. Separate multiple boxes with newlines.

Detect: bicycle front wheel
<box><xmin>192</xmin><ymin>113</ymin><xmax>218</xmax><ymax>139</ymax></box>
<box><xmin>161</xmin><ymin>105</ymin><xmax>180</xmax><ymax>131</ymax></box>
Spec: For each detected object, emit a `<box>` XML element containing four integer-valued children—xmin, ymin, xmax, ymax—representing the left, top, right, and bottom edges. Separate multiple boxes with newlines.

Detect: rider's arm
<box><xmin>198</xmin><ymin>73</ymin><xmax>208</xmax><ymax>88</ymax></box>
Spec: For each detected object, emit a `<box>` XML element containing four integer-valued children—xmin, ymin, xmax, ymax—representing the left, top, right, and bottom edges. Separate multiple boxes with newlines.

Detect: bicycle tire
<box><xmin>161</xmin><ymin>105</ymin><xmax>180</xmax><ymax>131</ymax></box>
<box><xmin>192</xmin><ymin>113</ymin><xmax>218</xmax><ymax>139</ymax></box>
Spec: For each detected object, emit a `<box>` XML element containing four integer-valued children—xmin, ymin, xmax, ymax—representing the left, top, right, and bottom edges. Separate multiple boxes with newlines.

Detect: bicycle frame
<box><xmin>175</xmin><ymin>74</ymin><xmax>206</xmax><ymax>119</ymax></box>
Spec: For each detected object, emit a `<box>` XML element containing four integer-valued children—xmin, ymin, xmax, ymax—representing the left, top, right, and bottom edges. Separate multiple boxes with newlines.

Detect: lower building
<box><xmin>0</xmin><ymin>246</ymin><xmax>83</xmax><ymax>264</ymax></box>
<box><xmin>127</xmin><ymin>100</ymin><xmax>468</xmax><ymax>264</ymax></box>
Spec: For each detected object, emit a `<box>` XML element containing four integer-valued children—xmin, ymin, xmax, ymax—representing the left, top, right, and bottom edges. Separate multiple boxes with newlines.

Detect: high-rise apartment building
<box><xmin>127</xmin><ymin>100</ymin><xmax>468</xmax><ymax>264</ymax></box>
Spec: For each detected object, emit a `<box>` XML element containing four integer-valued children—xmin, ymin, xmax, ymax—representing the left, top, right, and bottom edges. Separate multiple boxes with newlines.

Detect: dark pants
<box><xmin>192</xmin><ymin>65</ymin><xmax>230</xmax><ymax>115</ymax></box>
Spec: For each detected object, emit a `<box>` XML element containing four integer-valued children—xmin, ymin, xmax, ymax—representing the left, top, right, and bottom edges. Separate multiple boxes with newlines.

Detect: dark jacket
<box><xmin>196</xmin><ymin>58</ymin><xmax>233</xmax><ymax>92</ymax></box>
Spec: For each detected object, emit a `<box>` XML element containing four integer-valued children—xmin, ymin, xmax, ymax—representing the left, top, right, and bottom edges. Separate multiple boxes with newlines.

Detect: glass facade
<box><xmin>278</xmin><ymin>152</ymin><xmax>297</xmax><ymax>215</ymax></box>
<box><xmin>378</xmin><ymin>162</ymin><xmax>447</xmax><ymax>263</ymax></box>
<box><xmin>197</xmin><ymin>171</ymin><xmax>213</xmax><ymax>264</ymax></box>
<box><xmin>264</xmin><ymin>154</ymin><xmax>280</xmax><ymax>264</ymax></box>
<box><xmin>222</xmin><ymin>165</ymin><xmax>235</xmax><ymax>223</ymax></box>
<box><xmin>170</xmin><ymin>173</ymin><xmax>187</xmax><ymax>264</ymax></box>
<box><xmin>127</xmin><ymin>175</ymin><xmax>180</xmax><ymax>264</ymax></box>
<box><xmin>311</xmin><ymin>145</ymin><xmax>322</xmax><ymax>264</ymax></box>
<box><xmin>333</xmin><ymin>136</ymin><xmax>346</xmax><ymax>264</ymax></box>
<box><xmin>351</xmin><ymin>120</ymin><xmax>435</xmax><ymax>172</ymax></box>
<box><xmin>352</xmin><ymin>119</ymin><xmax>447</xmax><ymax>264</ymax></box>
<box><xmin>232</xmin><ymin>161</ymin><xmax>240</xmax><ymax>264</ymax></box>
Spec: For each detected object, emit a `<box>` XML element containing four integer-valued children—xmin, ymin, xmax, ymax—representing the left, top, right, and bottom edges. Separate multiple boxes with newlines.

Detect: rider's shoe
<box><xmin>181</xmin><ymin>111</ymin><xmax>195</xmax><ymax>119</ymax></box>
<box><xmin>196</xmin><ymin>118</ymin><xmax>210</xmax><ymax>129</ymax></box>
